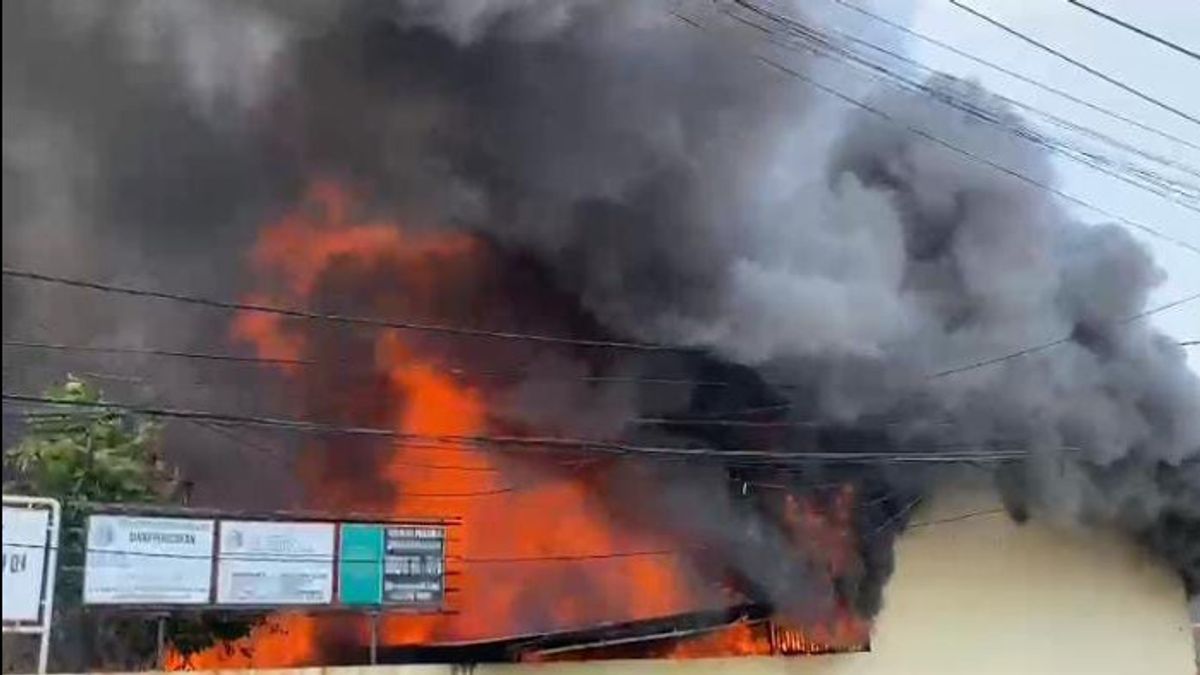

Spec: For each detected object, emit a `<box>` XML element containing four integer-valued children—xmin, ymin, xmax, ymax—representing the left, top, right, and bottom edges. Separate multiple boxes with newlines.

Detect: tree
<box><xmin>4</xmin><ymin>376</ymin><xmax>258</xmax><ymax>671</ymax></box>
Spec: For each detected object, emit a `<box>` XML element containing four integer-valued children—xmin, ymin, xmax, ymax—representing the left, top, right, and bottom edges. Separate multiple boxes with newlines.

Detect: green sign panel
<box><xmin>338</xmin><ymin>524</ymin><xmax>383</xmax><ymax>605</ymax></box>
<box><xmin>338</xmin><ymin>523</ymin><xmax>446</xmax><ymax>607</ymax></box>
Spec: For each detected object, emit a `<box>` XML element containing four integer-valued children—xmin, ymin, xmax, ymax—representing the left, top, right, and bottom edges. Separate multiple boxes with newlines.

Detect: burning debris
<box><xmin>4</xmin><ymin>0</ymin><xmax>1199</xmax><ymax>667</ymax></box>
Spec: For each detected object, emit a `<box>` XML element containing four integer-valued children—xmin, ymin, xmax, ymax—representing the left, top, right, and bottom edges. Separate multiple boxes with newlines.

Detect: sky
<box><xmin>897</xmin><ymin>0</ymin><xmax>1200</xmax><ymax>621</ymax></box>
<box><xmin>781</xmin><ymin>0</ymin><xmax>1200</xmax><ymax>625</ymax></box>
<box><xmin>898</xmin><ymin>0</ymin><xmax>1200</xmax><ymax>366</ymax></box>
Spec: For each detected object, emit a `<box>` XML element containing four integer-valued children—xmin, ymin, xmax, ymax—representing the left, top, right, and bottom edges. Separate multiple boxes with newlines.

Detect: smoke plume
<box><xmin>4</xmin><ymin>0</ymin><xmax>1199</xmax><ymax>631</ymax></box>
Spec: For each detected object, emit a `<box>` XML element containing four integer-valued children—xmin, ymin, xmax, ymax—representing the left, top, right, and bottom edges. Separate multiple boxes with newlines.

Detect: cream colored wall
<box><xmin>105</xmin><ymin>489</ymin><xmax>1198</xmax><ymax>675</ymax></box>
<box><xmin>479</xmin><ymin>488</ymin><xmax>1195</xmax><ymax>674</ymax></box>
<box><xmin>841</xmin><ymin>488</ymin><xmax>1194</xmax><ymax>675</ymax></box>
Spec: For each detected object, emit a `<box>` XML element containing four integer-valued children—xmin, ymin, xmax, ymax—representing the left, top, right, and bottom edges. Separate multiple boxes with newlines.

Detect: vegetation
<box><xmin>4</xmin><ymin>376</ymin><xmax>258</xmax><ymax>669</ymax></box>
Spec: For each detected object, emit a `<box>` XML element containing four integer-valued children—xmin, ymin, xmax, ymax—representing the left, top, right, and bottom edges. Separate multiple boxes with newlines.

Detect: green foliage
<box><xmin>6</xmin><ymin>376</ymin><xmax>172</xmax><ymax>508</ymax></box>
<box><xmin>4</xmin><ymin>376</ymin><xmax>260</xmax><ymax>666</ymax></box>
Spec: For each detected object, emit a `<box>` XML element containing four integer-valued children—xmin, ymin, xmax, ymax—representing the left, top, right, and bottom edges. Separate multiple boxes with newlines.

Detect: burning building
<box><xmin>186</xmin><ymin>487</ymin><xmax>1200</xmax><ymax>673</ymax></box>
<box><xmin>3</xmin><ymin>0</ymin><xmax>1199</xmax><ymax>670</ymax></box>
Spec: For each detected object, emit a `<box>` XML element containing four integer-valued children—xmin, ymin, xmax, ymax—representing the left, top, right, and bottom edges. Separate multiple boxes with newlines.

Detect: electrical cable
<box><xmin>726</xmin><ymin>0</ymin><xmax>1200</xmax><ymax>207</ymax></box>
<box><xmin>0</xmin><ymin>540</ymin><xmax>675</xmax><ymax>564</ymax></box>
<box><xmin>0</xmin><ymin>269</ymin><xmax>692</xmax><ymax>354</ymax></box>
<box><xmin>822</xmin><ymin>0</ymin><xmax>1200</xmax><ymax>151</ymax></box>
<box><xmin>670</xmin><ymin>12</ymin><xmax>1200</xmax><ymax>256</ymax></box>
<box><xmin>0</xmin><ymin>394</ymin><xmax>1051</xmax><ymax>465</ymax></box>
<box><xmin>930</xmin><ymin>291</ymin><xmax>1200</xmax><ymax>377</ymax></box>
<box><xmin>948</xmin><ymin>0</ymin><xmax>1200</xmax><ymax>127</ymax></box>
<box><xmin>0</xmin><ymin>338</ymin><xmax>783</xmax><ymax>391</ymax></box>
<box><xmin>2</xmin><ymin>503</ymin><xmax>1009</xmax><ymax>563</ymax></box>
<box><xmin>1066</xmin><ymin>0</ymin><xmax>1200</xmax><ymax>63</ymax></box>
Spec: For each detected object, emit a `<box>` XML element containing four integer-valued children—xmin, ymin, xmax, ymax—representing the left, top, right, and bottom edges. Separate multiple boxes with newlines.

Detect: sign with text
<box><xmin>383</xmin><ymin>526</ymin><xmax>445</xmax><ymax>605</ymax></box>
<box><xmin>217</xmin><ymin>521</ymin><xmax>334</xmax><ymax>605</ymax></box>
<box><xmin>84</xmin><ymin>515</ymin><xmax>214</xmax><ymax>605</ymax></box>
<box><xmin>2</xmin><ymin>505</ymin><xmax>51</xmax><ymax>621</ymax></box>
<box><xmin>339</xmin><ymin>524</ymin><xmax>444</xmax><ymax>606</ymax></box>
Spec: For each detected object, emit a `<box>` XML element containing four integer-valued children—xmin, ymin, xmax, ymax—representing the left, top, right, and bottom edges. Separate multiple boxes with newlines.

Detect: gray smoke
<box><xmin>4</xmin><ymin>0</ymin><xmax>1199</xmax><ymax>632</ymax></box>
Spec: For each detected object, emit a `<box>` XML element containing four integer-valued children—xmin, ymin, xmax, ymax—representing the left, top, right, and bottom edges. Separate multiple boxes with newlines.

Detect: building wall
<box><xmin>110</xmin><ymin>489</ymin><xmax>1200</xmax><ymax>675</ymax></box>
<box><xmin>829</xmin><ymin>488</ymin><xmax>1195</xmax><ymax>675</ymax></box>
<box><xmin>496</xmin><ymin>489</ymin><xmax>1193</xmax><ymax>674</ymax></box>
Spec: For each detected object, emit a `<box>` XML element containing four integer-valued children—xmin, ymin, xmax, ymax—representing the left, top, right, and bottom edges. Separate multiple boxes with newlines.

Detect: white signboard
<box><xmin>216</xmin><ymin>521</ymin><xmax>334</xmax><ymax>605</ymax></box>
<box><xmin>3</xmin><ymin>496</ymin><xmax>60</xmax><ymax>675</ymax></box>
<box><xmin>84</xmin><ymin>515</ymin><xmax>214</xmax><ymax>604</ymax></box>
<box><xmin>3</xmin><ymin>506</ymin><xmax>51</xmax><ymax>622</ymax></box>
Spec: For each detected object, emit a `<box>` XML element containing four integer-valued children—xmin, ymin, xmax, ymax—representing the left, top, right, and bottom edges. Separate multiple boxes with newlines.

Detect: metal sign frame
<box><xmin>2</xmin><ymin>495</ymin><xmax>61</xmax><ymax>675</ymax></box>
<box><xmin>78</xmin><ymin>503</ymin><xmax>459</xmax><ymax>614</ymax></box>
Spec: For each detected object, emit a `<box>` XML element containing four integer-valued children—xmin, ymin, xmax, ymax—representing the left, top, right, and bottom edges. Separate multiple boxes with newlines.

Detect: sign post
<box><xmin>2</xmin><ymin>495</ymin><xmax>61</xmax><ymax>674</ymax></box>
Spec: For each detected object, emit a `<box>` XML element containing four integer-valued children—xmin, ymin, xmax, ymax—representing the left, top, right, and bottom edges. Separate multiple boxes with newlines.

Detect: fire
<box><xmin>668</xmin><ymin>622</ymin><xmax>773</xmax><ymax>659</ymax></box>
<box><xmin>662</xmin><ymin>620</ymin><xmax>865</xmax><ymax>659</ymax></box>
<box><xmin>165</xmin><ymin>615</ymin><xmax>321</xmax><ymax>670</ymax></box>
<box><xmin>170</xmin><ymin>180</ymin><xmax>706</xmax><ymax>668</ymax></box>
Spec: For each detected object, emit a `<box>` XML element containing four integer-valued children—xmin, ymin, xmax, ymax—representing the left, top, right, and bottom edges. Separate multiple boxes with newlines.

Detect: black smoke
<box><xmin>4</xmin><ymin>0</ymin><xmax>1198</xmax><ymax>630</ymax></box>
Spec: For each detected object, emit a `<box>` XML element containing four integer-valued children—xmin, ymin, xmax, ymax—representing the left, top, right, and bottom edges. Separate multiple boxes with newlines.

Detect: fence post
<box><xmin>369</xmin><ymin>612</ymin><xmax>380</xmax><ymax>665</ymax></box>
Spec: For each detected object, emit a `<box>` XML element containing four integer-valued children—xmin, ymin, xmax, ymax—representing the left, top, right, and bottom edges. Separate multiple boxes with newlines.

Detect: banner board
<box><xmin>83</xmin><ymin>515</ymin><xmax>214</xmax><ymax>604</ymax></box>
<box><xmin>339</xmin><ymin>524</ymin><xmax>383</xmax><ymax>605</ymax></box>
<box><xmin>339</xmin><ymin>524</ymin><xmax>444</xmax><ymax>606</ymax></box>
<box><xmin>2</xmin><ymin>505</ymin><xmax>51</xmax><ymax>622</ymax></box>
<box><xmin>3</xmin><ymin>496</ymin><xmax>61</xmax><ymax>675</ymax></box>
<box><xmin>217</xmin><ymin>521</ymin><xmax>334</xmax><ymax>605</ymax></box>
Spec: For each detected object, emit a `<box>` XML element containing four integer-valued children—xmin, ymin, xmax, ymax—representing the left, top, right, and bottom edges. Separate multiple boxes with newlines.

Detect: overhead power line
<box><xmin>672</xmin><ymin>12</ymin><xmax>1200</xmax><ymax>256</ymax></box>
<box><xmin>2</xmin><ymin>499</ymin><xmax>1014</xmax><ymax>563</ymax></box>
<box><xmin>906</xmin><ymin>507</ymin><xmax>1006</xmax><ymax>529</ymax></box>
<box><xmin>0</xmin><ymin>269</ymin><xmax>691</xmax><ymax>354</ymax></box>
<box><xmin>193</xmin><ymin>420</ymin><xmax>504</xmax><ymax>473</ymax></box>
<box><xmin>2</xmin><ymin>354</ymin><xmax>961</xmax><ymax>434</ymax></box>
<box><xmin>1066</xmin><ymin>0</ymin><xmax>1200</xmax><ymax>63</ymax></box>
<box><xmin>6</xmin><ymin>282</ymin><xmax>1197</xmax><ymax>422</ymax></box>
<box><xmin>2</xmin><ymin>339</ymin><xmax>314</xmax><ymax>367</ymax></box>
<box><xmin>824</xmin><ymin>0</ymin><xmax>1200</xmax><ymax>151</ymax></box>
<box><xmin>726</xmin><ymin>0</ymin><xmax>1200</xmax><ymax>209</ymax></box>
<box><xmin>0</xmin><ymin>393</ymin><xmax>1048</xmax><ymax>465</ymax></box>
<box><xmin>0</xmin><ymin>338</ymin><xmax>784</xmax><ymax>391</ymax></box>
<box><xmin>930</xmin><ymin>291</ymin><xmax>1200</xmax><ymax>377</ymax></box>
<box><xmin>0</xmin><ymin>539</ymin><xmax>682</xmax><ymax>565</ymax></box>
<box><xmin>948</xmin><ymin>0</ymin><xmax>1200</xmax><ymax>127</ymax></box>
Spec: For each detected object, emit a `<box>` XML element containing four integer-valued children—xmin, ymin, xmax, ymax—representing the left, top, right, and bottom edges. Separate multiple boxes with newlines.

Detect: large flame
<box><xmin>169</xmin><ymin>182</ymin><xmax>869</xmax><ymax>668</ymax></box>
<box><xmin>170</xmin><ymin>181</ymin><xmax>714</xmax><ymax>668</ymax></box>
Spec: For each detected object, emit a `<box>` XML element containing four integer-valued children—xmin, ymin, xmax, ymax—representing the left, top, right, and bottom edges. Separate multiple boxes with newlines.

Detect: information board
<box><xmin>2</xmin><ymin>505</ymin><xmax>51</xmax><ymax>621</ymax></box>
<box><xmin>339</xmin><ymin>524</ymin><xmax>444</xmax><ymax>606</ymax></box>
<box><xmin>3</xmin><ymin>496</ymin><xmax>60</xmax><ymax>675</ymax></box>
<box><xmin>84</xmin><ymin>515</ymin><xmax>214</xmax><ymax>605</ymax></box>
<box><xmin>217</xmin><ymin>521</ymin><xmax>334</xmax><ymax>605</ymax></box>
<box><xmin>339</xmin><ymin>524</ymin><xmax>383</xmax><ymax>605</ymax></box>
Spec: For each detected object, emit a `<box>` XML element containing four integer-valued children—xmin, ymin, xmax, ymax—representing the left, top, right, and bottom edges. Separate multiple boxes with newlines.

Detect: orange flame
<box><xmin>170</xmin><ymin>181</ymin><xmax>709</xmax><ymax>668</ymax></box>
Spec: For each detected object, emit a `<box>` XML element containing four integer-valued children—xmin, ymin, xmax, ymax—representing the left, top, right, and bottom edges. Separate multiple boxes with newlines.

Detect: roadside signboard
<box><xmin>217</xmin><ymin>520</ymin><xmax>334</xmax><ymax>605</ymax></box>
<box><xmin>3</xmin><ymin>505</ymin><xmax>51</xmax><ymax>622</ymax></box>
<box><xmin>339</xmin><ymin>524</ymin><xmax>444</xmax><ymax>606</ymax></box>
<box><xmin>339</xmin><ymin>524</ymin><xmax>383</xmax><ymax>605</ymax></box>
<box><xmin>83</xmin><ymin>515</ymin><xmax>214</xmax><ymax>604</ymax></box>
<box><xmin>2</xmin><ymin>496</ymin><xmax>60</xmax><ymax>674</ymax></box>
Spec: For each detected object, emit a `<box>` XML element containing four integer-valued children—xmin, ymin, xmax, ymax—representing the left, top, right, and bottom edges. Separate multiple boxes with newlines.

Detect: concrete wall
<box><xmin>90</xmin><ymin>489</ymin><xmax>1200</xmax><ymax>675</ymax></box>
<box><xmin>836</xmin><ymin>488</ymin><xmax>1195</xmax><ymax>674</ymax></box>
